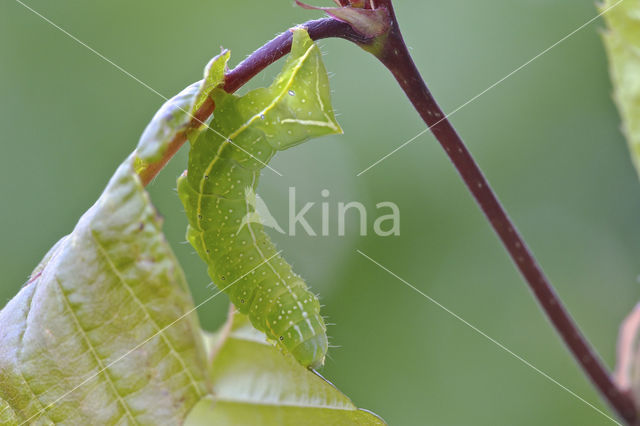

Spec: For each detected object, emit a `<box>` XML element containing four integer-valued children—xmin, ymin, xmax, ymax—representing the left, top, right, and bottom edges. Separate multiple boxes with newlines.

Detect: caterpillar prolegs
<box><xmin>178</xmin><ymin>29</ymin><xmax>342</xmax><ymax>368</ymax></box>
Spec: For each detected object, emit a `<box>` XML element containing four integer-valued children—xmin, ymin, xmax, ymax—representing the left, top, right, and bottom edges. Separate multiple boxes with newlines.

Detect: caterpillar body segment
<box><xmin>178</xmin><ymin>29</ymin><xmax>341</xmax><ymax>368</ymax></box>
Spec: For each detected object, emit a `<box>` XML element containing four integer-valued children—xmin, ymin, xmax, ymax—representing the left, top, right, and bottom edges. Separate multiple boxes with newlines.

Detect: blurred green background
<box><xmin>1</xmin><ymin>1</ymin><xmax>638</xmax><ymax>424</ymax></box>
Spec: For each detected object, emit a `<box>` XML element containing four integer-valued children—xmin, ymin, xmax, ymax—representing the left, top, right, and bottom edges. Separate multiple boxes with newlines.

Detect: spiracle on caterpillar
<box><xmin>178</xmin><ymin>28</ymin><xmax>342</xmax><ymax>368</ymax></box>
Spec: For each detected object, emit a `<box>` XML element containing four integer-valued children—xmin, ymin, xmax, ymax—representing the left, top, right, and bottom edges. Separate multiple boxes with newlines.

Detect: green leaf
<box><xmin>0</xmin><ymin>398</ymin><xmax>20</xmax><ymax>425</ymax></box>
<box><xmin>185</xmin><ymin>309</ymin><xmax>386</xmax><ymax>426</ymax></box>
<box><xmin>134</xmin><ymin>50</ymin><xmax>230</xmax><ymax>168</ymax></box>
<box><xmin>602</xmin><ymin>1</ymin><xmax>640</xmax><ymax>179</ymax></box>
<box><xmin>194</xmin><ymin>50</ymin><xmax>230</xmax><ymax>113</ymax></box>
<box><xmin>0</xmin><ymin>156</ymin><xmax>208</xmax><ymax>424</ymax></box>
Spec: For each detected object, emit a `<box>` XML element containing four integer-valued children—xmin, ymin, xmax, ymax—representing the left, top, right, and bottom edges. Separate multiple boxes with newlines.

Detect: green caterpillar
<box><xmin>178</xmin><ymin>29</ymin><xmax>342</xmax><ymax>368</ymax></box>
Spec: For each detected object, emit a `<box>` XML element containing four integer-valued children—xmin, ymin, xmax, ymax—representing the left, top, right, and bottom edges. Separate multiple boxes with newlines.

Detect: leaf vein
<box><xmin>55</xmin><ymin>278</ymin><xmax>138</xmax><ymax>424</ymax></box>
<box><xmin>90</xmin><ymin>233</ymin><xmax>204</xmax><ymax>399</ymax></box>
<box><xmin>15</xmin><ymin>283</ymin><xmax>55</xmax><ymax>424</ymax></box>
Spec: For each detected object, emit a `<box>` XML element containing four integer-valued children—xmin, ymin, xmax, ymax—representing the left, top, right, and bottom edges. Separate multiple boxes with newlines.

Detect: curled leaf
<box><xmin>135</xmin><ymin>50</ymin><xmax>230</xmax><ymax>166</ymax></box>
<box><xmin>0</xmin><ymin>157</ymin><xmax>208</xmax><ymax>424</ymax></box>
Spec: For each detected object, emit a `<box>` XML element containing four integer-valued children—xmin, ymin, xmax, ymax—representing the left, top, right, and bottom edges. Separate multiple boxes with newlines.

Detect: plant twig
<box><xmin>367</xmin><ymin>0</ymin><xmax>637</xmax><ymax>423</ymax></box>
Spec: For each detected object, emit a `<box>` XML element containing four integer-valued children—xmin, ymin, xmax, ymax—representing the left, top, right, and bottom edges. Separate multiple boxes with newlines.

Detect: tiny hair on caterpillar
<box><xmin>178</xmin><ymin>28</ymin><xmax>342</xmax><ymax>368</ymax></box>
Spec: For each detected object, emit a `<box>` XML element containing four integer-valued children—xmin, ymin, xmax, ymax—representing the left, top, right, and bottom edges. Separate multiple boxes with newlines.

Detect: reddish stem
<box><xmin>370</xmin><ymin>0</ymin><xmax>637</xmax><ymax>423</ymax></box>
<box><xmin>224</xmin><ymin>18</ymin><xmax>365</xmax><ymax>92</ymax></box>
